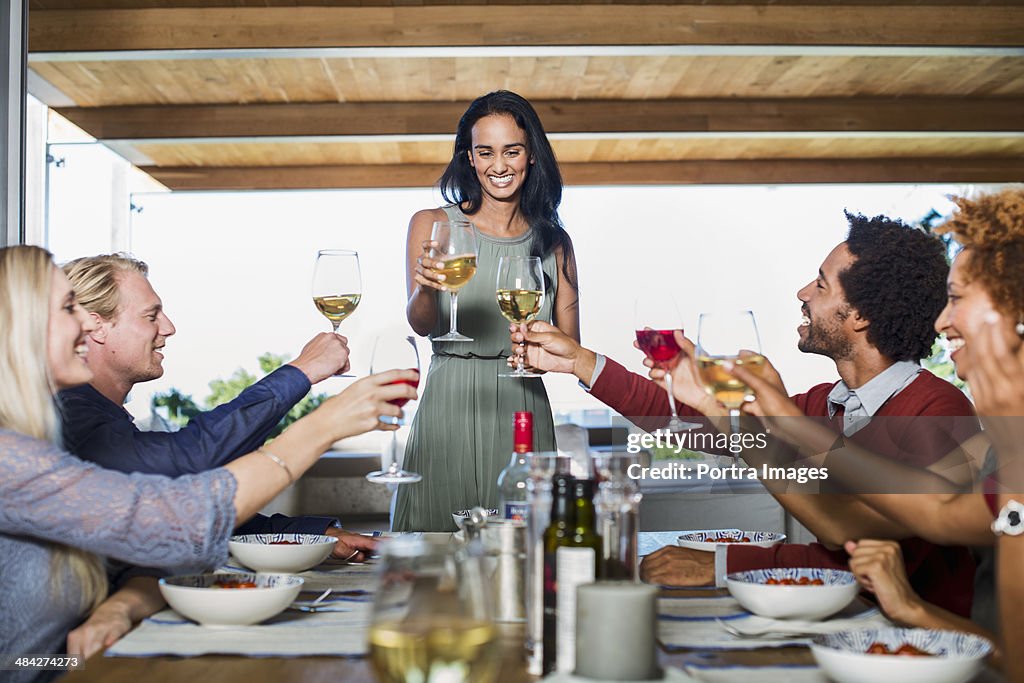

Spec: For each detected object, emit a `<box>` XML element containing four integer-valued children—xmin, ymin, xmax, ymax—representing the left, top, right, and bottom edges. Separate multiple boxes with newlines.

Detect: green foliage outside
<box><xmin>151</xmin><ymin>352</ymin><xmax>327</xmax><ymax>439</ymax></box>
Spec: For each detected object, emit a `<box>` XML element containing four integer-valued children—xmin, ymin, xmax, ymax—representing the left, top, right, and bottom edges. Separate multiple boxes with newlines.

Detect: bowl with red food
<box><xmin>810</xmin><ymin>627</ymin><xmax>992</xmax><ymax>683</ymax></box>
<box><xmin>725</xmin><ymin>568</ymin><xmax>859</xmax><ymax>620</ymax></box>
<box><xmin>677</xmin><ymin>529</ymin><xmax>786</xmax><ymax>552</ymax></box>
<box><xmin>229</xmin><ymin>533</ymin><xmax>336</xmax><ymax>573</ymax></box>
<box><xmin>158</xmin><ymin>572</ymin><xmax>305</xmax><ymax>626</ymax></box>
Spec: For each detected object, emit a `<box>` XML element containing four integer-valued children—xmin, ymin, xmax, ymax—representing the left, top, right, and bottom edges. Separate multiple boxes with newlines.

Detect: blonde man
<box><xmin>58</xmin><ymin>253</ymin><xmax>375</xmax><ymax>557</ymax></box>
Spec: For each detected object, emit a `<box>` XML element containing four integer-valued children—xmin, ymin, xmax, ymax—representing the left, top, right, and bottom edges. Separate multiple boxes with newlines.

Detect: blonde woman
<box><xmin>0</xmin><ymin>245</ymin><xmax>416</xmax><ymax>681</ymax></box>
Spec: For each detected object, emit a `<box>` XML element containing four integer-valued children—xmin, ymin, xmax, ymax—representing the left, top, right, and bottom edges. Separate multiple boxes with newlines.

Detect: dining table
<box><xmin>61</xmin><ymin>588</ymin><xmax>814</xmax><ymax>683</ymax></box>
<box><xmin>55</xmin><ymin>531</ymin><xmax>987</xmax><ymax>683</ymax></box>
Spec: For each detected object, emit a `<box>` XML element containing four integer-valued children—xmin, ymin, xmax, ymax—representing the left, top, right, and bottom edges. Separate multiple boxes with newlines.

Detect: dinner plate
<box><xmin>676</xmin><ymin>529</ymin><xmax>786</xmax><ymax>552</ymax></box>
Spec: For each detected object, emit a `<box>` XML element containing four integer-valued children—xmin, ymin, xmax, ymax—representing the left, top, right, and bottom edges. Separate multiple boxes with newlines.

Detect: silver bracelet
<box><xmin>258</xmin><ymin>448</ymin><xmax>295</xmax><ymax>485</ymax></box>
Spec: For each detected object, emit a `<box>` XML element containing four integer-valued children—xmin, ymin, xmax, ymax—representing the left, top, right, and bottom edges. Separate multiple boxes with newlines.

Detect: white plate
<box><xmin>676</xmin><ymin>529</ymin><xmax>786</xmax><ymax>552</ymax></box>
<box><xmin>229</xmin><ymin>533</ymin><xmax>335</xmax><ymax>573</ymax></box>
<box><xmin>159</xmin><ymin>573</ymin><xmax>304</xmax><ymax>627</ymax></box>
<box><xmin>725</xmin><ymin>568</ymin><xmax>859</xmax><ymax>620</ymax></box>
<box><xmin>811</xmin><ymin>627</ymin><xmax>992</xmax><ymax>683</ymax></box>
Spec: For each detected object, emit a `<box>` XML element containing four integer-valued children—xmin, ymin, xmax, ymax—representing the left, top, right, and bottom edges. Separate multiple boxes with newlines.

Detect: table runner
<box><xmin>106</xmin><ymin>559</ymin><xmax>380</xmax><ymax>658</ymax></box>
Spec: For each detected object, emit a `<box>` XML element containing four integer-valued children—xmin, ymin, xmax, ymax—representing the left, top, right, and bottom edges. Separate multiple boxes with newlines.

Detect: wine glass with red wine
<box><xmin>634</xmin><ymin>298</ymin><xmax>699</xmax><ymax>431</ymax></box>
<box><xmin>366</xmin><ymin>335</ymin><xmax>422</xmax><ymax>484</ymax></box>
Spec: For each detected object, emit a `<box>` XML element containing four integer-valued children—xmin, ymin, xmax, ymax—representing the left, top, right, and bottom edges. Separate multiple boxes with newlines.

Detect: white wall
<box><xmin>101</xmin><ymin>183</ymin><xmax>968</xmax><ymax>423</ymax></box>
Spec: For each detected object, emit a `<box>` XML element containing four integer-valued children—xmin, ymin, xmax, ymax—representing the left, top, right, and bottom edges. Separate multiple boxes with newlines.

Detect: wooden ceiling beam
<box><xmin>56</xmin><ymin>98</ymin><xmax>1024</xmax><ymax>140</ymax></box>
<box><xmin>142</xmin><ymin>158</ymin><xmax>1024</xmax><ymax>190</ymax></box>
<box><xmin>29</xmin><ymin>5</ymin><xmax>1024</xmax><ymax>52</ymax></box>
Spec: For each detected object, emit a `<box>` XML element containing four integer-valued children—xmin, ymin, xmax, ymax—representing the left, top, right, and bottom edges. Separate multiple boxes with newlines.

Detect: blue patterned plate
<box><xmin>811</xmin><ymin>627</ymin><xmax>992</xmax><ymax>683</ymax></box>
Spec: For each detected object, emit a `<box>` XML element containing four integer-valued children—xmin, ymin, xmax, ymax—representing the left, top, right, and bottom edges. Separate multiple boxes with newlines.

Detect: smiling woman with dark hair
<box><xmin>397</xmin><ymin>90</ymin><xmax>580</xmax><ymax>531</ymax></box>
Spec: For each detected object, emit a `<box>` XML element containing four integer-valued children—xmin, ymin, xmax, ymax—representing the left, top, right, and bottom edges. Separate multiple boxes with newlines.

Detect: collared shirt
<box><xmin>826</xmin><ymin>360</ymin><xmax>922</xmax><ymax>435</ymax></box>
<box><xmin>58</xmin><ymin>364</ymin><xmax>340</xmax><ymax>535</ymax></box>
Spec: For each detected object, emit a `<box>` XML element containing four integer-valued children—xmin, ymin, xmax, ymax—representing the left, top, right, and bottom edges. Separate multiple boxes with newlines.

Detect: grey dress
<box><xmin>393</xmin><ymin>205</ymin><xmax>558</xmax><ymax>531</ymax></box>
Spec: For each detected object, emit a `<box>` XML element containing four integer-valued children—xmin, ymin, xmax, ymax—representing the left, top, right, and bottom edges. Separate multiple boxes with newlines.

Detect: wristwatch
<box><xmin>992</xmin><ymin>499</ymin><xmax>1024</xmax><ymax>537</ymax></box>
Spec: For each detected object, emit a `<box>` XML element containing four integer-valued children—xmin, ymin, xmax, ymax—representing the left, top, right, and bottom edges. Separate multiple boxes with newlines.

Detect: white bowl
<box><xmin>159</xmin><ymin>573</ymin><xmax>304</xmax><ymax>626</ymax></box>
<box><xmin>229</xmin><ymin>533</ymin><xmax>335</xmax><ymax>573</ymax></box>
<box><xmin>451</xmin><ymin>509</ymin><xmax>499</xmax><ymax>529</ymax></box>
<box><xmin>677</xmin><ymin>529</ymin><xmax>786</xmax><ymax>552</ymax></box>
<box><xmin>810</xmin><ymin>628</ymin><xmax>993</xmax><ymax>683</ymax></box>
<box><xmin>725</xmin><ymin>568</ymin><xmax>858</xmax><ymax>620</ymax></box>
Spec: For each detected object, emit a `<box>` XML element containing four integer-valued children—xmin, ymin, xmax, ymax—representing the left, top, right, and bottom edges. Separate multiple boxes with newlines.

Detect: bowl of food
<box><xmin>725</xmin><ymin>568</ymin><xmax>859</xmax><ymax>620</ymax></box>
<box><xmin>452</xmin><ymin>509</ymin><xmax>499</xmax><ymax>529</ymax></box>
<box><xmin>677</xmin><ymin>529</ymin><xmax>786</xmax><ymax>552</ymax></box>
<box><xmin>158</xmin><ymin>573</ymin><xmax>304</xmax><ymax>626</ymax></box>
<box><xmin>229</xmin><ymin>533</ymin><xmax>336</xmax><ymax>573</ymax></box>
<box><xmin>810</xmin><ymin>628</ymin><xmax>992</xmax><ymax>683</ymax></box>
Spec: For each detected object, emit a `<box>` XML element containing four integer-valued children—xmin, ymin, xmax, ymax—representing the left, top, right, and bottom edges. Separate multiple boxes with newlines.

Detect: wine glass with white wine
<box><xmin>430</xmin><ymin>221</ymin><xmax>479</xmax><ymax>342</ymax></box>
<box><xmin>496</xmin><ymin>255</ymin><xmax>545</xmax><ymax>378</ymax></box>
<box><xmin>696</xmin><ymin>310</ymin><xmax>765</xmax><ymax>428</ymax></box>
<box><xmin>311</xmin><ymin>249</ymin><xmax>361</xmax><ymax>376</ymax></box>
<box><xmin>368</xmin><ymin>536</ymin><xmax>498</xmax><ymax>683</ymax></box>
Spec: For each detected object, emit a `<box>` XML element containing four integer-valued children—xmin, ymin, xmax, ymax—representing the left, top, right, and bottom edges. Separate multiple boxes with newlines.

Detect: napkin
<box><xmin>105</xmin><ymin>602</ymin><xmax>372</xmax><ymax>658</ymax></box>
<box><xmin>657</xmin><ymin>596</ymin><xmax>890</xmax><ymax>650</ymax></box>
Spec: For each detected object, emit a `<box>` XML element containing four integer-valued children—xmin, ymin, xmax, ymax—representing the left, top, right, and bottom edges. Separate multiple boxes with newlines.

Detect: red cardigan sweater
<box><xmin>591</xmin><ymin>357</ymin><xmax>980</xmax><ymax>617</ymax></box>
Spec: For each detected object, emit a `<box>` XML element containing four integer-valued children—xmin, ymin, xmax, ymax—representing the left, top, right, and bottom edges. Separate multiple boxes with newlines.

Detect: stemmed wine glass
<box><xmin>365</xmin><ymin>336</ymin><xmax>422</xmax><ymax>484</ymax></box>
<box><xmin>368</xmin><ymin>535</ymin><xmax>498</xmax><ymax>683</ymax></box>
<box><xmin>634</xmin><ymin>297</ymin><xmax>699</xmax><ymax>431</ymax></box>
<box><xmin>695</xmin><ymin>310</ymin><xmax>765</xmax><ymax>428</ymax></box>
<box><xmin>311</xmin><ymin>249</ymin><xmax>361</xmax><ymax>377</ymax></box>
<box><xmin>431</xmin><ymin>221</ymin><xmax>479</xmax><ymax>342</ymax></box>
<box><xmin>496</xmin><ymin>255</ymin><xmax>545</xmax><ymax>378</ymax></box>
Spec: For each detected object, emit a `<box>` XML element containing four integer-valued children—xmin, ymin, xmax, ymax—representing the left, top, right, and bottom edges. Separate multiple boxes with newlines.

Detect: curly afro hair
<box><xmin>933</xmin><ymin>188</ymin><xmax>1024</xmax><ymax>322</ymax></box>
<box><xmin>839</xmin><ymin>212</ymin><xmax>949</xmax><ymax>362</ymax></box>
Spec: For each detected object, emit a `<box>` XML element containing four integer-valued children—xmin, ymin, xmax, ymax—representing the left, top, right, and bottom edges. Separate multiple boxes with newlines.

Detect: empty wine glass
<box><xmin>430</xmin><ymin>221</ymin><xmax>479</xmax><ymax>342</ymax></box>
<box><xmin>496</xmin><ymin>255</ymin><xmax>545</xmax><ymax>378</ymax></box>
<box><xmin>695</xmin><ymin>310</ymin><xmax>765</xmax><ymax>427</ymax></box>
<box><xmin>312</xmin><ymin>249</ymin><xmax>361</xmax><ymax>377</ymax></box>
<box><xmin>365</xmin><ymin>336</ymin><xmax>422</xmax><ymax>484</ymax></box>
<box><xmin>368</xmin><ymin>536</ymin><xmax>498</xmax><ymax>683</ymax></box>
<box><xmin>634</xmin><ymin>297</ymin><xmax>699</xmax><ymax>431</ymax></box>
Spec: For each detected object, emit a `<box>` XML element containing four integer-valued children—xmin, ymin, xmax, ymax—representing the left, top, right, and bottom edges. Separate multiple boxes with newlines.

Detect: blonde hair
<box><xmin>63</xmin><ymin>253</ymin><xmax>149</xmax><ymax>320</ymax></box>
<box><xmin>0</xmin><ymin>245</ymin><xmax>108</xmax><ymax>614</ymax></box>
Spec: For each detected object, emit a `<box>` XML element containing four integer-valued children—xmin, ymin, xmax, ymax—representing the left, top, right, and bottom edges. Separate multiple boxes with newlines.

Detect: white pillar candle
<box><xmin>575</xmin><ymin>581</ymin><xmax>661</xmax><ymax>681</ymax></box>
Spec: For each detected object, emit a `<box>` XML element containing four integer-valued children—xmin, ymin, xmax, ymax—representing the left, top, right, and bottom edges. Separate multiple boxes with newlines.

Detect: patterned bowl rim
<box><xmin>160</xmin><ymin>572</ymin><xmax>305</xmax><ymax>591</ymax></box>
<box><xmin>811</xmin><ymin>627</ymin><xmax>994</xmax><ymax>660</ymax></box>
<box><xmin>726</xmin><ymin>567</ymin><xmax>857</xmax><ymax>586</ymax></box>
<box><xmin>677</xmin><ymin>530</ymin><xmax>787</xmax><ymax>543</ymax></box>
<box><xmin>229</xmin><ymin>533</ymin><xmax>335</xmax><ymax>546</ymax></box>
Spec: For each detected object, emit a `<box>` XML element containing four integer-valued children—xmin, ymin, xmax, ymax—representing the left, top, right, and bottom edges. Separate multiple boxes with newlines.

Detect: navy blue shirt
<box><xmin>58</xmin><ymin>364</ymin><xmax>340</xmax><ymax>535</ymax></box>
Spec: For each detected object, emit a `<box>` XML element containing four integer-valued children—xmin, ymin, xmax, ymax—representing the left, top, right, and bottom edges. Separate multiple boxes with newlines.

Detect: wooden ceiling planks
<box><xmin>133</xmin><ymin>136</ymin><xmax>1024</xmax><ymax>168</ymax></box>
<box><xmin>30</xmin><ymin>55</ymin><xmax>1024</xmax><ymax>108</ymax></box>
<box><xmin>25</xmin><ymin>0</ymin><xmax>1024</xmax><ymax>188</ymax></box>
<box><xmin>27</xmin><ymin>5</ymin><xmax>1024</xmax><ymax>51</ymax></box>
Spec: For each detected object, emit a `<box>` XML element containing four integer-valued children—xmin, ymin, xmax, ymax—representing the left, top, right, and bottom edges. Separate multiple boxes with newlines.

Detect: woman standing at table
<box><xmin>395</xmin><ymin>91</ymin><xmax>580</xmax><ymax>531</ymax></box>
<box><xmin>0</xmin><ymin>245</ymin><xmax>415</xmax><ymax>681</ymax></box>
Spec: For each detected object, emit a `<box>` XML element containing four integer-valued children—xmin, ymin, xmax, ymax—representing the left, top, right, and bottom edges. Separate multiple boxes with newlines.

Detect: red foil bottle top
<box><xmin>514</xmin><ymin>411</ymin><xmax>533</xmax><ymax>453</ymax></box>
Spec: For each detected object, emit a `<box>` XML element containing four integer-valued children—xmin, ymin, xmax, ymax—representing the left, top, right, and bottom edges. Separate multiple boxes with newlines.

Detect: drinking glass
<box><xmin>430</xmin><ymin>221</ymin><xmax>479</xmax><ymax>342</ymax></box>
<box><xmin>312</xmin><ymin>249</ymin><xmax>361</xmax><ymax>377</ymax></box>
<box><xmin>634</xmin><ymin>297</ymin><xmax>699</xmax><ymax>431</ymax></box>
<box><xmin>368</xmin><ymin>535</ymin><xmax>498</xmax><ymax>683</ymax></box>
<box><xmin>695</xmin><ymin>310</ymin><xmax>765</xmax><ymax>424</ymax></box>
<box><xmin>365</xmin><ymin>336</ymin><xmax>422</xmax><ymax>484</ymax></box>
<box><xmin>496</xmin><ymin>255</ymin><xmax>545</xmax><ymax>378</ymax></box>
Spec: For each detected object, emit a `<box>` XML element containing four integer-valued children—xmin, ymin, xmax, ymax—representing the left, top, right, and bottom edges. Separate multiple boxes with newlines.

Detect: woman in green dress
<box><xmin>394</xmin><ymin>91</ymin><xmax>581</xmax><ymax>531</ymax></box>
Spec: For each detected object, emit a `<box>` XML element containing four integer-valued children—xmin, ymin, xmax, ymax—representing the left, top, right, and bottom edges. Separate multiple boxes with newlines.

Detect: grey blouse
<box><xmin>0</xmin><ymin>429</ymin><xmax>237</xmax><ymax>683</ymax></box>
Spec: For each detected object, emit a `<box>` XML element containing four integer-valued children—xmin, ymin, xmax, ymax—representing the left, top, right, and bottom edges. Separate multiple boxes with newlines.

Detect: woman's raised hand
<box><xmin>845</xmin><ymin>539</ymin><xmax>923</xmax><ymax>624</ymax></box>
<box><xmin>319</xmin><ymin>369</ymin><xmax>419</xmax><ymax>440</ymax></box>
<box><xmin>411</xmin><ymin>240</ymin><xmax>448</xmax><ymax>292</ymax></box>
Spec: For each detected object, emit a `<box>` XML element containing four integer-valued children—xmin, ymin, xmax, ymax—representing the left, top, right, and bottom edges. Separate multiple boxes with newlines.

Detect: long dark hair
<box><xmin>439</xmin><ymin>90</ymin><xmax>576</xmax><ymax>290</ymax></box>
